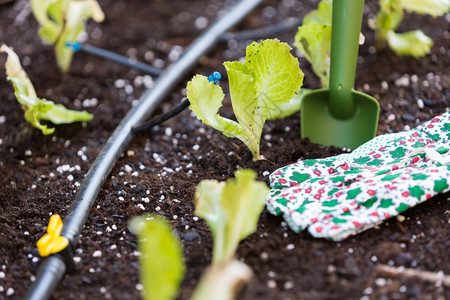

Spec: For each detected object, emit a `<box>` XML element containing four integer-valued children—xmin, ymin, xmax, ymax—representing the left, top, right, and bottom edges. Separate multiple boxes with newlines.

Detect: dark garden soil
<box><xmin>0</xmin><ymin>0</ymin><xmax>449</xmax><ymax>299</ymax></box>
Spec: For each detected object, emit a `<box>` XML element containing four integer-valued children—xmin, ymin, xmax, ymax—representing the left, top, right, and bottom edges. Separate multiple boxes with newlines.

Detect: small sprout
<box><xmin>31</xmin><ymin>0</ymin><xmax>105</xmax><ymax>72</ymax></box>
<box><xmin>187</xmin><ymin>39</ymin><xmax>304</xmax><ymax>160</ymax></box>
<box><xmin>192</xmin><ymin>169</ymin><xmax>267</xmax><ymax>299</ymax></box>
<box><xmin>194</xmin><ymin>169</ymin><xmax>268</xmax><ymax>264</ymax></box>
<box><xmin>129</xmin><ymin>215</ymin><xmax>185</xmax><ymax>300</ymax></box>
<box><xmin>372</xmin><ymin>0</ymin><xmax>449</xmax><ymax>57</ymax></box>
<box><xmin>1</xmin><ymin>44</ymin><xmax>93</xmax><ymax>135</ymax></box>
<box><xmin>294</xmin><ymin>0</ymin><xmax>332</xmax><ymax>87</ymax></box>
<box><xmin>36</xmin><ymin>214</ymin><xmax>69</xmax><ymax>257</ymax></box>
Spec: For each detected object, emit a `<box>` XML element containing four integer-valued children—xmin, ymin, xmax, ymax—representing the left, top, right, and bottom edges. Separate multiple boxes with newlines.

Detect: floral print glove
<box><xmin>266</xmin><ymin>112</ymin><xmax>450</xmax><ymax>241</ymax></box>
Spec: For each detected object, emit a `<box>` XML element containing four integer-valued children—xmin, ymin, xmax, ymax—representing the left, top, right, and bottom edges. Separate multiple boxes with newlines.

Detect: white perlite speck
<box><xmin>194</xmin><ymin>16</ymin><xmax>208</xmax><ymax>30</ymax></box>
<box><xmin>93</xmin><ymin>250</ymin><xmax>102</xmax><ymax>257</ymax></box>
<box><xmin>123</xmin><ymin>164</ymin><xmax>132</xmax><ymax>173</ymax></box>
<box><xmin>267</xmin><ymin>280</ymin><xmax>276</xmax><ymax>288</ymax></box>
<box><xmin>417</xmin><ymin>99</ymin><xmax>424</xmax><ymax>109</ymax></box>
<box><xmin>114</xmin><ymin>79</ymin><xmax>126</xmax><ymax>89</ymax></box>
<box><xmin>82</xmin><ymin>98</ymin><xmax>98</xmax><ymax>108</ymax></box>
<box><xmin>260</xmin><ymin>252</ymin><xmax>269</xmax><ymax>261</ymax></box>
<box><xmin>375</xmin><ymin>277</ymin><xmax>387</xmax><ymax>287</ymax></box>
<box><xmin>395</xmin><ymin>75</ymin><xmax>410</xmax><ymax>87</ymax></box>
<box><xmin>284</xmin><ymin>281</ymin><xmax>294</xmax><ymax>289</ymax></box>
<box><xmin>6</xmin><ymin>287</ymin><xmax>14</xmax><ymax>296</ymax></box>
<box><xmin>0</xmin><ymin>271</ymin><xmax>4</xmax><ymax>278</ymax></box>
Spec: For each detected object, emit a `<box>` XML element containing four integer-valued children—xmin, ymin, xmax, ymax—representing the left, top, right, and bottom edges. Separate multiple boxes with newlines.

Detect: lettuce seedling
<box><xmin>129</xmin><ymin>215</ymin><xmax>185</xmax><ymax>300</ymax></box>
<box><xmin>194</xmin><ymin>169</ymin><xmax>268</xmax><ymax>265</ymax></box>
<box><xmin>373</xmin><ymin>0</ymin><xmax>449</xmax><ymax>57</ymax></box>
<box><xmin>187</xmin><ymin>39</ymin><xmax>304</xmax><ymax>161</ymax></box>
<box><xmin>294</xmin><ymin>0</ymin><xmax>332</xmax><ymax>87</ymax></box>
<box><xmin>1</xmin><ymin>44</ymin><xmax>93</xmax><ymax>135</ymax></box>
<box><xmin>191</xmin><ymin>169</ymin><xmax>267</xmax><ymax>299</ymax></box>
<box><xmin>31</xmin><ymin>0</ymin><xmax>105</xmax><ymax>72</ymax></box>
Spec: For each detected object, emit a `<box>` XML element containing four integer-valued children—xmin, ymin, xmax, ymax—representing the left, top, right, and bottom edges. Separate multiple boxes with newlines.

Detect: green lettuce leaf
<box><xmin>375</xmin><ymin>0</ymin><xmax>404</xmax><ymax>32</ymax></box>
<box><xmin>187</xmin><ymin>39</ymin><xmax>303</xmax><ymax>160</ymax></box>
<box><xmin>401</xmin><ymin>0</ymin><xmax>450</xmax><ymax>17</ymax></box>
<box><xmin>294</xmin><ymin>0</ymin><xmax>332</xmax><ymax>87</ymax></box>
<box><xmin>31</xmin><ymin>0</ymin><xmax>104</xmax><ymax>72</ymax></box>
<box><xmin>294</xmin><ymin>22</ymin><xmax>331</xmax><ymax>87</ymax></box>
<box><xmin>303</xmin><ymin>0</ymin><xmax>332</xmax><ymax>24</ymax></box>
<box><xmin>1</xmin><ymin>44</ymin><xmax>93</xmax><ymax>135</ymax></box>
<box><xmin>194</xmin><ymin>169</ymin><xmax>268</xmax><ymax>265</ymax></box>
<box><xmin>129</xmin><ymin>215</ymin><xmax>185</xmax><ymax>300</ymax></box>
<box><xmin>386</xmin><ymin>29</ymin><xmax>433</xmax><ymax>57</ymax></box>
<box><xmin>31</xmin><ymin>0</ymin><xmax>63</xmax><ymax>44</ymax></box>
<box><xmin>267</xmin><ymin>89</ymin><xmax>310</xmax><ymax>121</ymax></box>
<box><xmin>373</xmin><ymin>0</ymin><xmax>447</xmax><ymax>56</ymax></box>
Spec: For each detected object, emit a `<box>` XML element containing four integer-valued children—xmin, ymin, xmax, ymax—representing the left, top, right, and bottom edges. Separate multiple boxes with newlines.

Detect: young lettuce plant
<box><xmin>194</xmin><ymin>169</ymin><xmax>268</xmax><ymax>264</ymax></box>
<box><xmin>1</xmin><ymin>44</ymin><xmax>93</xmax><ymax>135</ymax></box>
<box><xmin>191</xmin><ymin>169</ymin><xmax>268</xmax><ymax>300</ymax></box>
<box><xmin>372</xmin><ymin>0</ymin><xmax>449</xmax><ymax>57</ymax></box>
<box><xmin>129</xmin><ymin>215</ymin><xmax>185</xmax><ymax>300</ymax></box>
<box><xmin>128</xmin><ymin>170</ymin><xmax>267</xmax><ymax>300</ymax></box>
<box><xmin>187</xmin><ymin>39</ymin><xmax>304</xmax><ymax>161</ymax></box>
<box><xmin>31</xmin><ymin>0</ymin><xmax>105</xmax><ymax>72</ymax></box>
<box><xmin>294</xmin><ymin>0</ymin><xmax>332</xmax><ymax>88</ymax></box>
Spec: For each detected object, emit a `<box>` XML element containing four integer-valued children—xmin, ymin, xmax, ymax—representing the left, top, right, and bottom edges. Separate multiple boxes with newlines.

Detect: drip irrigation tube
<box><xmin>23</xmin><ymin>0</ymin><xmax>262</xmax><ymax>299</ymax></box>
<box><xmin>67</xmin><ymin>42</ymin><xmax>164</xmax><ymax>77</ymax></box>
<box><xmin>219</xmin><ymin>17</ymin><xmax>302</xmax><ymax>42</ymax></box>
<box><xmin>69</xmin><ymin>16</ymin><xmax>301</xmax><ymax>74</ymax></box>
<box><xmin>131</xmin><ymin>97</ymin><xmax>190</xmax><ymax>134</ymax></box>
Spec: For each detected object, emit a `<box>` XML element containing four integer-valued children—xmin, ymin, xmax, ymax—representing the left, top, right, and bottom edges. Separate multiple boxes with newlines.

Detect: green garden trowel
<box><xmin>301</xmin><ymin>0</ymin><xmax>379</xmax><ymax>150</ymax></box>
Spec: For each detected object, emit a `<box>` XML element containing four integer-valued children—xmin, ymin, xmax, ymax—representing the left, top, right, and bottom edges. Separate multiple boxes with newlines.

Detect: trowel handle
<box><xmin>329</xmin><ymin>0</ymin><xmax>364</xmax><ymax>118</ymax></box>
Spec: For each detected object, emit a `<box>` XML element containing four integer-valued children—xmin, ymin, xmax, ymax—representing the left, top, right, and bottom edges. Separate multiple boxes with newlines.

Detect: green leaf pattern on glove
<box><xmin>266</xmin><ymin>112</ymin><xmax>450</xmax><ymax>241</ymax></box>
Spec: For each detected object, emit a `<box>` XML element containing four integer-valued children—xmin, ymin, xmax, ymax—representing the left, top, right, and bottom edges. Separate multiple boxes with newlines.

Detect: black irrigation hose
<box><xmin>219</xmin><ymin>17</ymin><xmax>302</xmax><ymax>42</ymax></box>
<box><xmin>67</xmin><ymin>42</ymin><xmax>164</xmax><ymax>77</ymax></box>
<box><xmin>23</xmin><ymin>0</ymin><xmax>262</xmax><ymax>299</ymax></box>
<box><xmin>131</xmin><ymin>97</ymin><xmax>190</xmax><ymax>134</ymax></box>
<box><xmin>68</xmin><ymin>17</ymin><xmax>302</xmax><ymax>75</ymax></box>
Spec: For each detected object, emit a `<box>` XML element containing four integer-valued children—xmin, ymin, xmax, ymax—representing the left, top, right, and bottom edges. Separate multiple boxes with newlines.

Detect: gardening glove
<box><xmin>266</xmin><ymin>112</ymin><xmax>450</xmax><ymax>241</ymax></box>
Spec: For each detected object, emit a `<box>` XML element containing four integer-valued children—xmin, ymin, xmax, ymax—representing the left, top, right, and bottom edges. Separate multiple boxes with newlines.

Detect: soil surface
<box><xmin>0</xmin><ymin>0</ymin><xmax>449</xmax><ymax>299</ymax></box>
